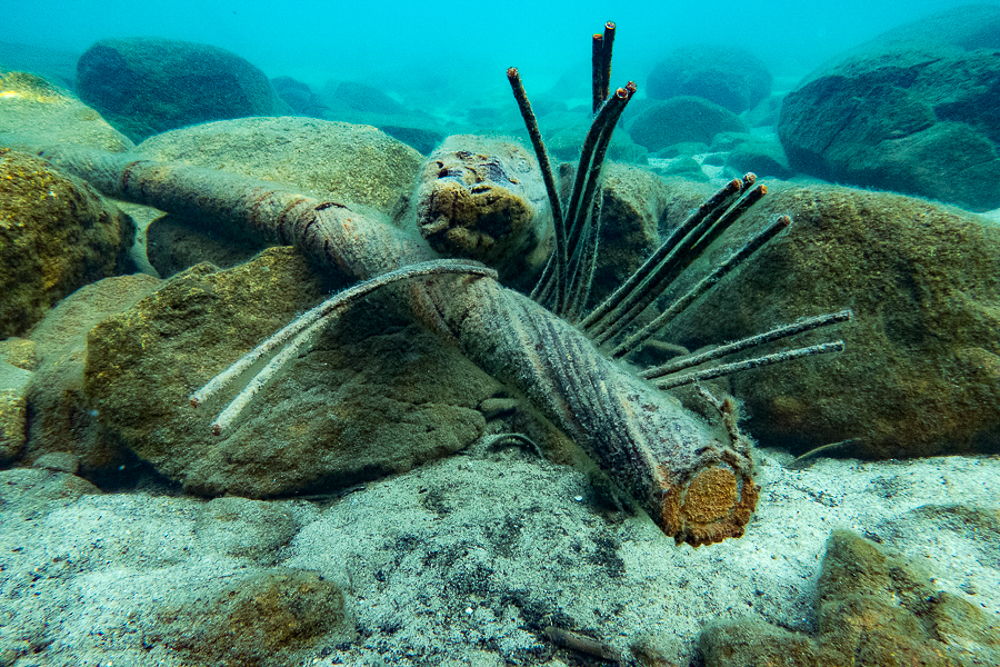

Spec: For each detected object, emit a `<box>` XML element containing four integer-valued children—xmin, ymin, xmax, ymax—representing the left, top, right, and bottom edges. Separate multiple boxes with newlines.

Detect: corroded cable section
<box><xmin>581</xmin><ymin>176</ymin><xmax>746</xmax><ymax>335</ymax></box>
<box><xmin>37</xmin><ymin>144</ymin><xmax>435</xmax><ymax>280</ymax></box>
<box><xmin>437</xmin><ymin>277</ymin><xmax>760</xmax><ymax>546</ymax></box>
<box><xmin>591</xmin><ymin>33</ymin><xmax>605</xmax><ymax>115</ymax></box>
<box><xmin>562</xmin><ymin>82</ymin><xmax>636</xmax><ymax>321</ymax></box>
<box><xmin>507</xmin><ymin>67</ymin><xmax>567</xmax><ymax>308</ymax></box>
<box><xmin>590</xmin><ymin>183</ymin><xmax>768</xmax><ymax>346</ymax></box>
<box><xmin>513</xmin><ymin>56</ymin><xmax>635</xmax><ymax>318</ymax></box>
<box><xmin>566</xmin><ymin>82</ymin><xmax>636</xmax><ymax>261</ymax></box>
<box><xmin>592</xmin><ymin>21</ymin><xmax>616</xmax><ymax>112</ymax></box>
<box><xmin>38</xmin><ymin>143</ymin><xmax>758</xmax><ymax>545</ymax></box>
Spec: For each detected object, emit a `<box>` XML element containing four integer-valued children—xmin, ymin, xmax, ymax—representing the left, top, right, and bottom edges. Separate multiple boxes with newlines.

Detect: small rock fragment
<box><xmin>151</xmin><ymin>568</ymin><xmax>352</xmax><ymax>666</ymax></box>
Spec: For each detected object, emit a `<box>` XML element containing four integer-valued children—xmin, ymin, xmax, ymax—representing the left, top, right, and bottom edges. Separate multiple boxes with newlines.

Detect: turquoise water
<box><xmin>5</xmin><ymin>1</ymin><xmax>987</xmax><ymax>97</ymax></box>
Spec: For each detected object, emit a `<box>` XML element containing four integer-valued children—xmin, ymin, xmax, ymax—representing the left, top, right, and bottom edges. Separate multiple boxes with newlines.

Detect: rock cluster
<box><xmin>701</xmin><ymin>530</ymin><xmax>1000</xmax><ymax>666</ymax></box>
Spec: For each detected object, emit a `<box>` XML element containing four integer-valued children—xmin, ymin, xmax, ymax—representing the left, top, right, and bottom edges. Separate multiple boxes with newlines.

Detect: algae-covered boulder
<box><xmin>83</xmin><ymin>247</ymin><xmax>502</xmax><ymax>497</ymax></box>
<box><xmin>724</xmin><ymin>136</ymin><xmax>792</xmax><ymax>180</ymax></box>
<box><xmin>76</xmin><ymin>37</ymin><xmax>290</xmax><ymax>143</ymax></box>
<box><xmin>133</xmin><ymin>117</ymin><xmax>424</xmax><ymax>276</ymax></box>
<box><xmin>700</xmin><ymin>530</ymin><xmax>1000</xmax><ymax>666</ymax></box>
<box><xmin>0</xmin><ymin>360</ymin><xmax>31</xmax><ymax>465</ymax></box>
<box><xmin>646</xmin><ymin>45</ymin><xmax>772</xmax><ymax>114</ymax></box>
<box><xmin>318</xmin><ymin>79</ymin><xmax>446</xmax><ymax>154</ymax></box>
<box><xmin>0</xmin><ymin>42</ymin><xmax>78</xmax><ymax>89</ymax></box>
<box><xmin>21</xmin><ymin>274</ymin><xmax>161</xmax><ymax>479</ymax></box>
<box><xmin>136</xmin><ymin>117</ymin><xmax>421</xmax><ymax>214</ymax></box>
<box><xmin>0</xmin><ymin>338</ymin><xmax>36</xmax><ymax>464</ymax></box>
<box><xmin>270</xmin><ymin>75</ymin><xmax>328</xmax><ymax>117</ymax></box>
<box><xmin>545</xmin><ymin>115</ymin><xmax>648</xmax><ymax>164</ymax></box>
<box><xmin>0</xmin><ymin>70</ymin><xmax>133</xmax><ymax>152</ymax></box>
<box><xmin>589</xmin><ymin>162</ymin><xmax>673</xmax><ymax>306</ymax></box>
<box><xmin>665</xmin><ymin>183</ymin><xmax>1000</xmax><ymax>459</ymax></box>
<box><xmin>0</xmin><ymin>149</ymin><xmax>136</xmax><ymax>337</ymax></box>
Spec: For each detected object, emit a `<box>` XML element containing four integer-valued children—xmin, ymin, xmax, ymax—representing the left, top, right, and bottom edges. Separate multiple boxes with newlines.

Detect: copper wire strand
<box><xmin>642</xmin><ymin>309</ymin><xmax>853</xmax><ymax>380</ymax></box>
<box><xmin>580</xmin><ymin>176</ymin><xmax>745</xmax><ymax>334</ymax></box>
<box><xmin>587</xmin><ymin>180</ymin><xmax>767</xmax><ymax>346</ymax></box>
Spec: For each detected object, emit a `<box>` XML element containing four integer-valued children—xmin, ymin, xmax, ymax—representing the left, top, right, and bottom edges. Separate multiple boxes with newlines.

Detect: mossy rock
<box><xmin>136</xmin><ymin>116</ymin><xmax>422</xmax><ymax>216</ymax></box>
<box><xmin>0</xmin><ymin>70</ymin><xmax>133</xmax><ymax>152</ymax></box>
<box><xmin>647</xmin><ymin>45</ymin><xmax>772</xmax><ymax>113</ymax></box>
<box><xmin>83</xmin><ymin>247</ymin><xmax>502</xmax><ymax>497</ymax></box>
<box><xmin>665</xmin><ymin>183</ymin><xmax>1000</xmax><ymax>459</ymax></box>
<box><xmin>76</xmin><ymin>37</ymin><xmax>290</xmax><ymax>143</ymax></box>
<box><xmin>777</xmin><ymin>6</ymin><xmax>1000</xmax><ymax>211</ymax></box>
<box><xmin>0</xmin><ymin>149</ymin><xmax>135</xmax><ymax>337</ymax></box>
<box><xmin>627</xmin><ymin>96</ymin><xmax>749</xmax><ymax>152</ymax></box>
<box><xmin>589</xmin><ymin>162</ymin><xmax>673</xmax><ymax>306</ymax></box>
<box><xmin>0</xmin><ymin>361</ymin><xmax>30</xmax><ymax>464</ymax></box>
<box><xmin>22</xmin><ymin>274</ymin><xmax>161</xmax><ymax>479</ymax></box>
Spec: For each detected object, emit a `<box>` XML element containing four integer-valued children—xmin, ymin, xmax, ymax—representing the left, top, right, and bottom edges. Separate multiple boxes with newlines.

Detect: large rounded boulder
<box><xmin>647</xmin><ymin>45</ymin><xmax>772</xmax><ymax>114</ymax></box>
<box><xmin>664</xmin><ymin>182</ymin><xmax>1000</xmax><ymax>460</ymax></box>
<box><xmin>778</xmin><ymin>5</ymin><xmax>1000</xmax><ymax>212</ymax></box>
<box><xmin>83</xmin><ymin>247</ymin><xmax>502</xmax><ymax>498</ymax></box>
<box><xmin>628</xmin><ymin>96</ymin><xmax>748</xmax><ymax>152</ymax></box>
<box><xmin>0</xmin><ymin>70</ymin><xmax>133</xmax><ymax>152</ymax></box>
<box><xmin>0</xmin><ymin>149</ymin><xmax>135</xmax><ymax>337</ymax></box>
<box><xmin>76</xmin><ymin>37</ymin><xmax>290</xmax><ymax>142</ymax></box>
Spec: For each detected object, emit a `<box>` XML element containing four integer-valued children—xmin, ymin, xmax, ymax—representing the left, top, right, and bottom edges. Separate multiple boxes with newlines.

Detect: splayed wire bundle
<box><xmin>507</xmin><ymin>30</ymin><xmax>849</xmax><ymax>393</ymax></box>
<box><xmin>507</xmin><ymin>66</ymin><xmax>635</xmax><ymax>322</ymax></box>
